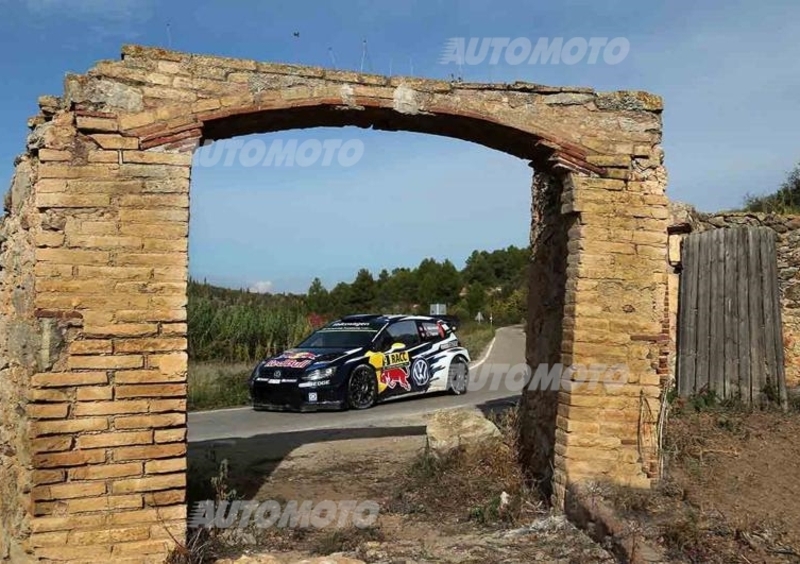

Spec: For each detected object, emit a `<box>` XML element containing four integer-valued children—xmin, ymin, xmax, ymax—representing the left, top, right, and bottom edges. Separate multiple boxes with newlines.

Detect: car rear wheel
<box><xmin>448</xmin><ymin>358</ymin><xmax>469</xmax><ymax>395</ymax></box>
<box><xmin>347</xmin><ymin>365</ymin><xmax>378</xmax><ymax>409</ymax></box>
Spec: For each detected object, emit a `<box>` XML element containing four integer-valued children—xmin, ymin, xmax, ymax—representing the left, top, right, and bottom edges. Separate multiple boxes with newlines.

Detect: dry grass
<box><xmin>387</xmin><ymin>405</ymin><xmax>545</xmax><ymax>527</ymax></box>
<box><xmin>188</xmin><ymin>362</ymin><xmax>252</xmax><ymax>412</ymax></box>
<box><xmin>602</xmin><ymin>399</ymin><xmax>800</xmax><ymax>564</ymax></box>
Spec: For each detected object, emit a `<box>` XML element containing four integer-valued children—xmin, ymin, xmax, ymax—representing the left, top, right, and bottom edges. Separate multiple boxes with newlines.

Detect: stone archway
<box><xmin>0</xmin><ymin>45</ymin><xmax>669</xmax><ymax>562</ymax></box>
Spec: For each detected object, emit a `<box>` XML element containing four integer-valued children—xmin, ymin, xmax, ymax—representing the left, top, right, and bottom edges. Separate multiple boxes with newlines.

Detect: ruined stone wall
<box><xmin>521</xmin><ymin>170</ymin><xmax>571</xmax><ymax>500</ymax></box>
<box><xmin>670</xmin><ymin>205</ymin><xmax>800</xmax><ymax>387</ymax></box>
<box><xmin>0</xmin><ymin>44</ymin><xmax>667</xmax><ymax>561</ymax></box>
<box><xmin>0</xmin><ymin>155</ymin><xmax>39</xmax><ymax>561</ymax></box>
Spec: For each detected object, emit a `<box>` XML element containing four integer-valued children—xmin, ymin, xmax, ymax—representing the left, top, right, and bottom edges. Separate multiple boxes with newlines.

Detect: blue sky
<box><xmin>1</xmin><ymin>0</ymin><xmax>799</xmax><ymax>293</ymax></box>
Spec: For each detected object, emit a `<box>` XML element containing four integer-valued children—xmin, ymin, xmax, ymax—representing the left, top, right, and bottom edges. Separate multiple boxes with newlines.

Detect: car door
<box><xmin>376</xmin><ymin>319</ymin><xmax>427</xmax><ymax>398</ymax></box>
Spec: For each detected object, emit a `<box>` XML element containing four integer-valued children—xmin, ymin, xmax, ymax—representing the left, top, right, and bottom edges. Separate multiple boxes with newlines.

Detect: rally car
<box><xmin>248</xmin><ymin>314</ymin><xmax>471</xmax><ymax>411</ymax></box>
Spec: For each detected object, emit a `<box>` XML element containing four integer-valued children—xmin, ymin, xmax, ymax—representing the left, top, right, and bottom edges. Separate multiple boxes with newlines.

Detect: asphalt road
<box><xmin>187</xmin><ymin>325</ymin><xmax>526</xmax><ymax>443</ymax></box>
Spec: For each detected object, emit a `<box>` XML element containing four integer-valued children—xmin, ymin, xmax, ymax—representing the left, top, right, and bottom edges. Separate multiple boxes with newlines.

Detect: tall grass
<box><xmin>188</xmin><ymin>280</ymin><xmax>313</xmax><ymax>363</ymax></box>
<box><xmin>188</xmin><ymin>362</ymin><xmax>252</xmax><ymax>411</ymax></box>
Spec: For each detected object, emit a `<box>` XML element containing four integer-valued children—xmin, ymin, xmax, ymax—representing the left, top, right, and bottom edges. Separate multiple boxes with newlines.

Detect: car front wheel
<box><xmin>347</xmin><ymin>365</ymin><xmax>378</xmax><ymax>409</ymax></box>
<box><xmin>448</xmin><ymin>358</ymin><xmax>469</xmax><ymax>395</ymax></box>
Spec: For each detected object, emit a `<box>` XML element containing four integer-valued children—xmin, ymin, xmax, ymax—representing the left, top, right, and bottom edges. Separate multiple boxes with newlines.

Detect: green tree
<box><xmin>465</xmin><ymin>282</ymin><xmax>486</xmax><ymax>316</ymax></box>
<box><xmin>744</xmin><ymin>161</ymin><xmax>800</xmax><ymax>213</ymax></box>
<box><xmin>347</xmin><ymin>268</ymin><xmax>376</xmax><ymax>312</ymax></box>
<box><xmin>307</xmin><ymin>277</ymin><xmax>329</xmax><ymax>314</ymax></box>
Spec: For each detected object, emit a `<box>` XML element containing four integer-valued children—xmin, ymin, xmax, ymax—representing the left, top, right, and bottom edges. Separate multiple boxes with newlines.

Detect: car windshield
<box><xmin>296</xmin><ymin>327</ymin><xmax>378</xmax><ymax>349</ymax></box>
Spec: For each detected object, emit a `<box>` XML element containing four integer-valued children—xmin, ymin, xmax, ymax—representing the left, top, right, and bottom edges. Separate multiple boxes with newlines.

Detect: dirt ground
<box><xmin>188</xmin><ymin>402</ymin><xmax>800</xmax><ymax>563</ymax></box>
<box><xmin>605</xmin><ymin>404</ymin><xmax>800</xmax><ymax>563</ymax></box>
<box><xmin>190</xmin><ymin>428</ymin><xmax>614</xmax><ymax>563</ymax></box>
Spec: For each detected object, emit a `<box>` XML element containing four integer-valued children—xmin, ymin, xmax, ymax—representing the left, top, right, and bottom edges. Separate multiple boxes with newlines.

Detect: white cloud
<box><xmin>249</xmin><ymin>281</ymin><xmax>274</xmax><ymax>294</ymax></box>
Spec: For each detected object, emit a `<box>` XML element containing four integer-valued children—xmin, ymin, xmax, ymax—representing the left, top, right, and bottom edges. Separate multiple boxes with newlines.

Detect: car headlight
<box><xmin>304</xmin><ymin>366</ymin><xmax>336</xmax><ymax>381</ymax></box>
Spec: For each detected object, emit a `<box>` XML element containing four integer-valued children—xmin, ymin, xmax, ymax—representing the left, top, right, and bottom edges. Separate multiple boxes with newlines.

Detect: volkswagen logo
<box><xmin>274</xmin><ymin>370</ymin><xmax>282</xmax><ymax>378</ymax></box>
<box><xmin>411</xmin><ymin>359</ymin><xmax>430</xmax><ymax>387</ymax></box>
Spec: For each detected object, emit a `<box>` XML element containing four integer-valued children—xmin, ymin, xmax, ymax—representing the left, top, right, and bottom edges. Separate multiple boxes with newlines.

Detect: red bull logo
<box><xmin>265</xmin><ymin>350</ymin><xmax>317</xmax><ymax>369</ymax></box>
<box><xmin>380</xmin><ymin>366</ymin><xmax>411</xmax><ymax>391</ymax></box>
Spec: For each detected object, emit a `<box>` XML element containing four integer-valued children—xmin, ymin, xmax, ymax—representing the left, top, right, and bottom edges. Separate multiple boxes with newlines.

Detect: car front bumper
<box><xmin>250</xmin><ymin>379</ymin><xmax>346</xmax><ymax>412</ymax></box>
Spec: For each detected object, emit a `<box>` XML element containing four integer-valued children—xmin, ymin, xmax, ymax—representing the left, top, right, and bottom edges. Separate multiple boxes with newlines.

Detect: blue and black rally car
<box><xmin>248</xmin><ymin>314</ymin><xmax>471</xmax><ymax>411</ymax></box>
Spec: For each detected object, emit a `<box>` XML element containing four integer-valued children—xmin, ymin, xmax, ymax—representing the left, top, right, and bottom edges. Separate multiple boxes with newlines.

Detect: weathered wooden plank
<box><xmin>764</xmin><ymin>231</ymin><xmax>788</xmax><ymax>409</ymax></box>
<box><xmin>736</xmin><ymin>227</ymin><xmax>751</xmax><ymax>402</ymax></box>
<box><xmin>747</xmin><ymin>227</ymin><xmax>764</xmax><ymax>404</ymax></box>
<box><xmin>677</xmin><ymin>233</ymin><xmax>700</xmax><ymax>396</ymax></box>
<box><xmin>695</xmin><ymin>231</ymin><xmax>712</xmax><ymax>394</ymax></box>
<box><xmin>761</xmin><ymin>228</ymin><xmax>778</xmax><ymax>403</ymax></box>
<box><xmin>709</xmin><ymin>229</ymin><xmax>726</xmax><ymax>397</ymax></box>
<box><xmin>723</xmin><ymin>228</ymin><xmax>738</xmax><ymax>400</ymax></box>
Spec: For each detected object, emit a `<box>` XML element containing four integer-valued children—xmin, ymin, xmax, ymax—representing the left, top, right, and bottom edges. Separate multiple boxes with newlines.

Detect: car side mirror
<box><xmin>389</xmin><ymin>342</ymin><xmax>405</xmax><ymax>351</ymax></box>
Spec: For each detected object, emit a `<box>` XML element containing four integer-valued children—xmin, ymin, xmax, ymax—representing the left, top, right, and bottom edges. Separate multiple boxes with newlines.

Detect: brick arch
<box><xmin>0</xmin><ymin>45</ymin><xmax>670</xmax><ymax>563</ymax></box>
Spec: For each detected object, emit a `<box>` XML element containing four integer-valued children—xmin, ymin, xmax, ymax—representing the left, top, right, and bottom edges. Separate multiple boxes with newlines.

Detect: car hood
<box><xmin>261</xmin><ymin>347</ymin><xmax>361</xmax><ymax>368</ymax></box>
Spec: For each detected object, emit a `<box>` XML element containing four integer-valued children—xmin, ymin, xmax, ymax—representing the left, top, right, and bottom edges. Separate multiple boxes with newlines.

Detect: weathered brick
<box><xmin>161</xmin><ymin>323</ymin><xmax>188</xmax><ymax>336</ymax></box>
<box><xmin>73</xmin><ymin>400</ymin><xmax>148</xmax><ymax>417</ymax></box>
<box><xmin>91</xmin><ymin>134</ymin><xmax>140</xmax><ymax>150</ymax></box>
<box><xmin>119</xmin><ymin>222</ymin><xmax>187</xmax><ymax>238</ymax></box>
<box><xmin>67</xmin><ymin>235</ymin><xmax>143</xmax><ymax>250</ymax></box>
<box><xmin>39</xmin><ymin>163</ymin><xmax>119</xmax><ymax>179</ymax></box>
<box><xmin>35</xmin><ymin>231</ymin><xmax>65</xmax><ymax>247</ymax></box>
<box><xmin>76</xmin><ymin>386</ymin><xmax>113</xmax><ymax>401</ymax></box>
<box><xmin>154</xmin><ymin>428</ymin><xmax>186</xmax><ymax>444</ymax></box>
<box><xmin>109</xmin><ymin>505</ymin><xmax>186</xmax><ymax>526</ymax></box>
<box><xmin>33</xmin><ymin>469</ymin><xmax>66</xmax><ymax>485</ymax></box>
<box><xmin>68</xmin><ymin>355</ymin><xmax>143</xmax><ymax>370</ymax></box>
<box><xmin>144</xmin><ymin>489</ymin><xmax>184</xmax><ymax>506</ymax></box>
<box><xmin>87</xmin><ymin>150</ymin><xmax>121</xmax><ymax>163</ymax></box>
<box><xmin>113</xmin><ymin>443</ymin><xmax>186</xmax><ymax>461</ymax></box>
<box><xmin>32</xmin><ymin>481</ymin><xmax>106</xmax><ymax>501</ymax></box>
<box><xmin>116</xmin><ymin>384</ymin><xmax>185</xmax><ymax>399</ymax></box>
<box><xmin>111</xmin><ymin>473</ymin><xmax>185</xmax><ymax>495</ymax></box>
<box><xmin>38</xmin><ymin>149</ymin><xmax>72</xmax><ymax>162</ymax></box>
<box><xmin>36</xmin><ymin>193</ymin><xmax>111</xmax><ymax>208</ymax></box>
<box><xmin>35</xmin><ymin>179</ymin><xmax>68</xmax><ymax>193</ymax></box>
<box><xmin>114</xmin><ymin>413</ymin><xmax>185</xmax><ymax>429</ymax></box>
<box><xmin>36</xmin><ymin>248</ymin><xmax>110</xmax><ymax>265</ymax></box>
<box><xmin>30</xmin><ymin>513</ymin><xmax>107</xmax><ymax>532</ymax></box>
<box><xmin>114</xmin><ymin>338</ymin><xmax>187</xmax><ymax>353</ymax></box>
<box><xmin>69</xmin><ymin>339</ymin><xmax>113</xmax><ymax>355</ymax></box>
<box><xmin>84</xmin><ymin>323</ymin><xmax>159</xmax><ymax>338</ymax></box>
<box><xmin>35</xmin><ymin>545</ymin><xmax>112</xmax><ymax>560</ymax></box>
<box><xmin>76</xmin><ymin>431</ymin><xmax>153</xmax><ymax>449</ymax></box>
<box><xmin>148</xmin><ymin>399</ymin><xmax>186</xmax><ymax>413</ymax></box>
<box><xmin>31</xmin><ymin>371</ymin><xmax>108</xmax><ymax>388</ymax></box>
<box><xmin>119</xmin><ymin>208</ymin><xmax>187</xmax><ymax>223</ymax></box>
<box><xmin>67</xmin><ymin>494</ymin><xmax>144</xmax><ymax>515</ymax></box>
<box><xmin>116</xmin><ymin>309</ymin><xmax>187</xmax><ymax>322</ymax></box>
<box><xmin>144</xmin><ymin>457</ymin><xmax>186</xmax><ymax>475</ymax></box>
<box><xmin>27</xmin><ymin>403</ymin><xmax>70</xmax><ymax>419</ymax></box>
<box><xmin>69</xmin><ymin>525</ymin><xmax>151</xmax><ymax>545</ymax></box>
<box><xmin>33</xmin><ymin>449</ymin><xmax>106</xmax><ymax>469</ymax></box>
<box><xmin>77</xmin><ymin>116</ymin><xmax>119</xmax><ymax>132</ymax></box>
<box><xmin>33</xmin><ymin>418</ymin><xmax>109</xmax><ymax>436</ymax></box>
<box><xmin>27</xmin><ymin>388</ymin><xmax>70</xmax><ymax>403</ymax></box>
<box><xmin>121</xmin><ymin>152</ymin><xmax>193</xmax><ymax>166</ymax></box>
<box><xmin>115</xmin><ymin>370</ymin><xmax>184</xmax><ymax>385</ymax></box>
<box><xmin>112</xmin><ymin>539</ymin><xmax>172</xmax><ymax>556</ymax></box>
<box><xmin>29</xmin><ymin>530</ymin><xmax>70</xmax><ymax>547</ymax></box>
<box><xmin>69</xmin><ymin>462</ymin><xmax>143</xmax><ymax>481</ymax></box>
<box><xmin>32</xmin><ymin>436</ymin><xmax>73</xmax><ymax>453</ymax></box>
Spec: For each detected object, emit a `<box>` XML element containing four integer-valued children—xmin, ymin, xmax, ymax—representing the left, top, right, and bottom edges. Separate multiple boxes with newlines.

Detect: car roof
<box><xmin>334</xmin><ymin>313</ymin><xmax>448</xmax><ymax>325</ymax></box>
